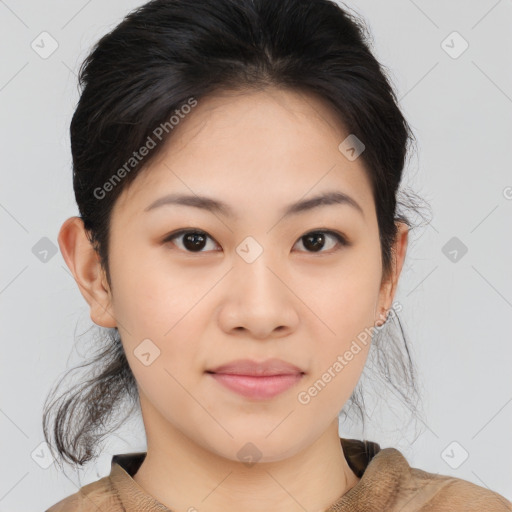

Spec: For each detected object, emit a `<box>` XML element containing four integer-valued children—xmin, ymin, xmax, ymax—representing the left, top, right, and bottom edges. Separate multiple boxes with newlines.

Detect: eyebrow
<box><xmin>144</xmin><ymin>190</ymin><xmax>364</xmax><ymax>219</ymax></box>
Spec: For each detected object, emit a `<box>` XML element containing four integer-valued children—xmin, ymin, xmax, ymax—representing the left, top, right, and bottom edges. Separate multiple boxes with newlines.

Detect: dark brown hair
<box><xmin>43</xmin><ymin>0</ymin><xmax>431</xmax><ymax>470</ymax></box>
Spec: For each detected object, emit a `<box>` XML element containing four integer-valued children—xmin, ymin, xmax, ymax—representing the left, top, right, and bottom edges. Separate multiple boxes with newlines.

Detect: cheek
<box><xmin>306</xmin><ymin>245</ymin><xmax>382</xmax><ymax>335</ymax></box>
<box><xmin>114</xmin><ymin>269</ymin><xmax>203</xmax><ymax>415</ymax></box>
<box><xmin>109</xmin><ymin>247</ymin><xmax>207</xmax><ymax>339</ymax></box>
<box><xmin>299</xmin><ymin>246</ymin><xmax>381</xmax><ymax>400</ymax></box>
<box><xmin>298</xmin><ymin>288</ymin><xmax>375</xmax><ymax>417</ymax></box>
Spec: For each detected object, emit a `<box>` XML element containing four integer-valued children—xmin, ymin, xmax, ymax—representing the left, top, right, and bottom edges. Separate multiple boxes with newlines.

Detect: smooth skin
<box><xmin>58</xmin><ymin>87</ymin><xmax>408</xmax><ymax>512</ymax></box>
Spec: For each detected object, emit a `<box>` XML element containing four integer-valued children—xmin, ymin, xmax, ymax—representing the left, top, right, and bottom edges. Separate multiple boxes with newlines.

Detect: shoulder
<box><xmin>427</xmin><ymin>476</ymin><xmax>512</xmax><ymax>511</ymax></box>
<box><xmin>45</xmin><ymin>475</ymin><xmax>121</xmax><ymax>512</ymax></box>
<box><xmin>382</xmin><ymin>447</ymin><xmax>512</xmax><ymax>511</ymax></box>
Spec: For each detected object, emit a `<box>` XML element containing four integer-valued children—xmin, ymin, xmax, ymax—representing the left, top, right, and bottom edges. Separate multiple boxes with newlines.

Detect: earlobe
<box><xmin>58</xmin><ymin>216</ymin><xmax>117</xmax><ymax>329</ymax></box>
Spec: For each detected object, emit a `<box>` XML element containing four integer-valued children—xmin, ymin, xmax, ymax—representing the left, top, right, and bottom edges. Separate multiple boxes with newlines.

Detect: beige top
<box><xmin>46</xmin><ymin>437</ymin><xmax>512</xmax><ymax>511</ymax></box>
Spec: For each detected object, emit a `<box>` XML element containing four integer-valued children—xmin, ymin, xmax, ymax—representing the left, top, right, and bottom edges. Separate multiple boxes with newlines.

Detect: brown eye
<box><xmin>163</xmin><ymin>228</ymin><xmax>348</xmax><ymax>254</ymax></box>
<box><xmin>294</xmin><ymin>230</ymin><xmax>348</xmax><ymax>253</ymax></box>
<box><xmin>163</xmin><ymin>230</ymin><xmax>219</xmax><ymax>253</ymax></box>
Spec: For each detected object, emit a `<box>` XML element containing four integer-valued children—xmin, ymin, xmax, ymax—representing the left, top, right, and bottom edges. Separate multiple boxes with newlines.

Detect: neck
<box><xmin>132</xmin><ymin>400</ymin><xmax>360</xmax><ymax>512</ymax></box>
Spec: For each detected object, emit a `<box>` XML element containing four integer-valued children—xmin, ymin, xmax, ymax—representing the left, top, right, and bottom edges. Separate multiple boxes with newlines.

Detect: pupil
<box><xmin>184</xmin><ymin>232</ymin><xmax>206</xmax><ymax>251</ymax></box>
<box><xmin>304</xmin><ymin>232</ymin><xmax>324</xmax><ymax>252</ymax></box>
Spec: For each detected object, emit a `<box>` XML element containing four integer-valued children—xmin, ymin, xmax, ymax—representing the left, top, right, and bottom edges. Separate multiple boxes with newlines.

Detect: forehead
<box><xmin>113</xmin><ymin>87</ymin><xmax>375</xmax><ymax>223</ymax></box>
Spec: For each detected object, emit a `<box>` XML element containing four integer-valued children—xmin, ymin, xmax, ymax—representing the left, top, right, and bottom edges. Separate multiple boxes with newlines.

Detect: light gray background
<box><xmin>1</xmin><ymin>1</ymin><xmax>511</xmax><ymax>510</ymax></box>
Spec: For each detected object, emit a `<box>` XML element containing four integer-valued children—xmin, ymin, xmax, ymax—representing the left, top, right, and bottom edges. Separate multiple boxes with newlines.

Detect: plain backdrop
<box><xmin>1</xmin><ymin>1</ymin><xmax>511</xmax><ymax>510</ymax></box>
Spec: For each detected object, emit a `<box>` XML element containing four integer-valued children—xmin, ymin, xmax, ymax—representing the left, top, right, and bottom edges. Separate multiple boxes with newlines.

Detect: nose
<box><xmin>217</xmin><ymin>252</ymin><xmax>300</xmax><ymax>339</ymax></box>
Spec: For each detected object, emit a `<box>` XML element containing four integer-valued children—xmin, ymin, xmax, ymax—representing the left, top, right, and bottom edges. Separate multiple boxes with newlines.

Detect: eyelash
<box><xmin>162</xmin><ymin>228</ymin><xmax>350</xmax><ymax>254</ymax></box>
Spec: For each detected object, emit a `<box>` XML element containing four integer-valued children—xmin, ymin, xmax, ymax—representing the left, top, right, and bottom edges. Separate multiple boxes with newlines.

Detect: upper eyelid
<box><xmin>165</xmin><ymin>228</ymin><xmax>343</xmax><ymax>239</ymax></box>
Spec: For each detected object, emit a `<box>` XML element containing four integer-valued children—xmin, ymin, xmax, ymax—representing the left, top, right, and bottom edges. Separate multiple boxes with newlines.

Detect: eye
<box><xmin>162</xmin><ymin>229</ymin><xmax>349</xmax><ymax>254</ymax></box>
<box><xmin>293</xmin><ymin>230</ymin><xmax>349</xmax><ymax>253</ymax></box>
<box><xmin>163</xmin><ymin>229</ymin><xmax>220</xmax><ymax>253</ymax></box>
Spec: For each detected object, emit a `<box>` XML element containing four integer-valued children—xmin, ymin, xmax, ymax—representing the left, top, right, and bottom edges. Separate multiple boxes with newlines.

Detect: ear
<box><xmin>58</xmin><ymin>216</ymin><xmax>117</xmax><ymax>328</ymax></box>
<box><xmin>375</xmin><ymin>221</ymin><xmax>408</xmax><ymax>326</ymax></box>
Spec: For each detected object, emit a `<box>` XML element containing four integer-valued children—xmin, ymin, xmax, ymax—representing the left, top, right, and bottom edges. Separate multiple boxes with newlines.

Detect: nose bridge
<box><xmin>233</xmin><ymin>235</ymin><xmax>283</xmax><ymax>300</ymax></box>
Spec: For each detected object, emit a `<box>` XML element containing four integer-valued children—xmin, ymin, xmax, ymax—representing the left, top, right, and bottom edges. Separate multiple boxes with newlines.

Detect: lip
<box><xmin>208</xmin><ymin>373</ymin><xmax>304</xmax><ymax>400</ymax></box>
<box><xmin>206</xmin><ymin>358</ymin><xmax>305</xmax><ymax>400</ymax></box>
<box><xmin>207</xmin><ymin>358</ymin><xmax>305</xmax><ymax>376</ymax></box>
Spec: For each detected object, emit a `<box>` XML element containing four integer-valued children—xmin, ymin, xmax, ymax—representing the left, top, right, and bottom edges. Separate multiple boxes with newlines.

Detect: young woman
<box><xmin>43</xmin><ymin>0</ymin><xmax>512</xmax><ymax>510</ymax></box>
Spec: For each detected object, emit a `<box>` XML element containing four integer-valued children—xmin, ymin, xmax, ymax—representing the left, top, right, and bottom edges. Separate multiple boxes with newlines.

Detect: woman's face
<box><xmin>83</xmin><ymin>87</ymin><xmax>406</xmax><ymax>462</ymax></box>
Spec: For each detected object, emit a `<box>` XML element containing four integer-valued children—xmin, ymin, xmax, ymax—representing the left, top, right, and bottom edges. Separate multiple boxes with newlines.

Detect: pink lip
<box><xmin>209</xmin><ymin>373</ymin><xmax>304</xmax><ymax>400</ymax></box>
<box><xmin>206</xmin><ymin>358</ymin><xmax>305</xmax><ymax>400</ymax></box>
<box><xmin>208</xmin><ymin>358</ymin><xmax>304</xmax><ymax>376</ymax></box>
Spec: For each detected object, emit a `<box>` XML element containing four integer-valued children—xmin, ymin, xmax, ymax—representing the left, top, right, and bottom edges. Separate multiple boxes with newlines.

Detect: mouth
<box><xmin>207</xmin><ymin>357</ymin><xmax>305</xmax><ymax>376</ymax></box>
<box><xmin>206</xmin><ymin>372</ymin><xmax>305</xmax><ymax>400</ymax></box>
<box><xmin>205</xmin><ymin>358</ymin><xmax>306</xmax><ymax>400</ymax></box>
